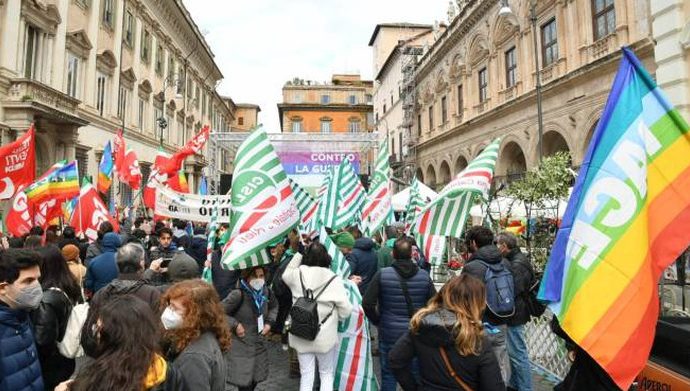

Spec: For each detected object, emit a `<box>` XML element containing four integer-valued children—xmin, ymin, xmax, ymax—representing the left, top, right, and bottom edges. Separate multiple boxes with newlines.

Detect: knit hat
<box><xmin>61</xmin><ymin>244</ymin><xmax>80</xmax><ymax>262</ymax></box>
<box><xmin>330</xmin><ymin>232</ymin><xmax>355</xmax><ymax>249</ymax></box>
<box><xmin>167</xmin><ymin>252</ymin><xmax>200</xmax><ymax>282</ymax></box>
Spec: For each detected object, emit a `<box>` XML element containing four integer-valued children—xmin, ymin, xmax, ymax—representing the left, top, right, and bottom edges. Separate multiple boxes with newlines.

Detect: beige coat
<box><xmin>282</xmin><ymin>253</ymin><xmax>353</xmax><ymax>354</ymax></box>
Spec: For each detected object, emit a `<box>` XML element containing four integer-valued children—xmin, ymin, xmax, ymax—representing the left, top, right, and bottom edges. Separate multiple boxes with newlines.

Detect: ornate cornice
<box><xmin>66</xmin><ymin>30</ymin><xmax>93</xmax><ymax>59</ymax></box>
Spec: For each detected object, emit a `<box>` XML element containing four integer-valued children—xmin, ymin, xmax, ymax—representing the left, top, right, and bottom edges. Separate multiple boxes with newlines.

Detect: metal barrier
<box><xmin>525</xmin><ymin>309</ymin><xmax>571</xmax><ymax>382</ymax></box>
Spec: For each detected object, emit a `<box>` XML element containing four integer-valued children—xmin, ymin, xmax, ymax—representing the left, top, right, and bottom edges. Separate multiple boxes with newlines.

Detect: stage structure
<box><xmin>207</xmin><ymin>131</ymin><xmax>381</xmax><ymax>196</ymax></box>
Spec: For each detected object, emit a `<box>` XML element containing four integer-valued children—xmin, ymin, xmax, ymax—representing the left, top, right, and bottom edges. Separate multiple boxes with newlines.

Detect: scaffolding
<box><xmin>206</xmin><ymin>131</ymin><xmax>380</xmax><ymax>195</ymax></box>
<box><xmin>400</xmin><ymin>44</ymin><xmax>424</xmax><ymax>183</ymax></box>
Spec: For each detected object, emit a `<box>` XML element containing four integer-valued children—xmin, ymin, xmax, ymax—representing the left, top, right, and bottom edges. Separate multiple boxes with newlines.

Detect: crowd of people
<box><xmin>0</xmin><ymin>214</ymin><xmax>594</xmax><ymax>391</ymax></box>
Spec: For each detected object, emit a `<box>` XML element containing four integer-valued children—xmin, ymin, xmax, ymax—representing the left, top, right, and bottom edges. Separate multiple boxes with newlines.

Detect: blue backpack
<box><xmin>478</xmin><ymin>261</ymin><xmax>515</xmax><ymax>318</ymax></box>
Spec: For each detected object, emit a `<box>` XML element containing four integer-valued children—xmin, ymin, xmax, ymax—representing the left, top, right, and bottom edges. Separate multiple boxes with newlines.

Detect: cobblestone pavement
<box><xmin>228</xmin><ymin>339</ymin><xmax>557</xmax><ymax>391</ymax></box>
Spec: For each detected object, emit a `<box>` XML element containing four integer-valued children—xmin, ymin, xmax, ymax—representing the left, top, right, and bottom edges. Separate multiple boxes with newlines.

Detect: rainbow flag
<box><xmin>539</xmin><ymin>47</ymin><xmax>690</xmax><ymax>389</ymax></box>
<box><xmin>97</xmin><ymin>141</ymin><xmax>113</xmax><ymax>194</ymax></box>
<box><xmin>178</xmin><ymin>170</ymin><xmax>189</xmax><ymax>193</ymax></box>
<box><xmin>25</xmin><ymin>160</ymin><xmax>80</xmax><ymax>204</ymax></box>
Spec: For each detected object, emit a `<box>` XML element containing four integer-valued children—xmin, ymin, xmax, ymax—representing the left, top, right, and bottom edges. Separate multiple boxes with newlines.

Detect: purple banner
<box><xmin>278</xmin><ymin>152</ymin><xmax>360</xmax><ymax>175</ymax></box>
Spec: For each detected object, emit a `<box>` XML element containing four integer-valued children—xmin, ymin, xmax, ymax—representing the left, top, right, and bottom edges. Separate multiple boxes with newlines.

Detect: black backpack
<box><xmin>288</xmin><ymin>271</ymin><xmax>336</xmax><ymax>341</ymax></box>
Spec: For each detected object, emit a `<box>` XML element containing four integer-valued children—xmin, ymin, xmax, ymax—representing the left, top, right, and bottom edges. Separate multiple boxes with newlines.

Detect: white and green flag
<box><xmin>317</xmin><ymin>223</ymin><xmax>378</xmax><ymax>391</ymax></box>
<box><xmin>414</xmin><ymin>138</ymin><xmax>500</xmax><ymax>238</ymax></box>
<box><xmin>362</xmin><ymin>136</ymin><xmax>394</xmax><ymax>236</ymax></box>
<box><xmin>316</xmin><ymin>159</ymin><xmax>366</xmax><ymax>231</ymax></box>
<box><xmin>221</xmin><ymin>128</ymin><xmax>299</xmax><ymax>270</ymax></box>
<box><xmin>289</xmin><ymin>177</ymin><xmax>318</xmax><ymax>230</ymax></box>
<box><xmin>404</xmin><ymin>177</ymin><xmax>425</xmax><ymax>234</ymax></box>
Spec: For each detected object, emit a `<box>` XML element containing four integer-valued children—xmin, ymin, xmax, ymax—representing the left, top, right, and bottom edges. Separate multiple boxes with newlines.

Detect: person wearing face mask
<box><xmin>0</xmin><ymin>248</ymin><xmax>44</xmax><ymax>391</ymax></box>
<box><xmin>57</xmin><ymin>295</ymin><xmax>188</xmax><ymax>391</ymax></box>
<box><xmin>160</xmin><ymin>279</ymin><xmax>231</xmax><ymax>391</ymax></box>
<box><xmin>222</xmin><ymin>266</ymin><xmax>278</xmax><ymax>391</ymax></box>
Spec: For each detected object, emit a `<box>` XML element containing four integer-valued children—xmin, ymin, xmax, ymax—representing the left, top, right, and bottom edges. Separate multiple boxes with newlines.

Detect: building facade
<box><xmin>409</xmin><ymin>0</ymin><xmax>655</xmax><ymax>190</ymax></box>
<box><xmin>0</xmin><ymin>0</ymin><xmax>236</xmax><ymax>205</ymax></box>
<box><xmin>229</xmin><ymin>100</ymin><xmax>261</xmax><ymax>131</ymax></box>
<box><xmin>278</xmin><ymin>74</ymin><xmax>374</xmax><ymax>134</ymax></box>
<box><xmin>368</xmin><ymin>23</ymin><xmax>436</xmax><ymax>184</ymax></box>
<box><xmin>650</xmin><ymin>0</ymin><xmax>690</xmax><ymax>121</ymax></box>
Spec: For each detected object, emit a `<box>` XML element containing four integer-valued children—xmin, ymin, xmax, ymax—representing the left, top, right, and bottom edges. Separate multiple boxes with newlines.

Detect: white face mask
<box><xmin>161</xmin><ymin>307</ymin><xmax>183</xmax><ymax>330</ymax></box>
<box><xmin>249</xmin><ymin>278</ymin><xmax>265</xmax><ymax>291</ymax></box>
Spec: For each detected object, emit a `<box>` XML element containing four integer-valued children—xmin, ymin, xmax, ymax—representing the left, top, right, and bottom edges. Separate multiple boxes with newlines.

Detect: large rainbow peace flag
<box><xmin>539</xmin><ymin>48</ymin><xmax>690</xmax><ymax>389</ymax></box>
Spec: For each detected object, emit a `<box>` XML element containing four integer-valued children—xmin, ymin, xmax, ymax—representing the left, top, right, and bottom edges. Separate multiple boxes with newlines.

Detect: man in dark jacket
<box><xmin>84</xmin><ymin>232</ymin><xmax>122</xmax><ymax>296</ymax></box>
<box><xmin>187</xmin><ymin>226</ymin><xmax>208</xmax><ymax>270</ymax></box>
<box><xmin>363</xmin><ymin>237</ymin><xmax>435</xmax><ymax>391</ymax></box>
<box><xmin>171</xmin><ymin>219</ymin><xmax>191</xmax><ymax>250</ymax></box>
<box><xmin>0</xmin><ymin>249</ymin><xmax>44</xmax><ymax>391</ymax></box>
<box><xmin>148</xmin><ymin>227</ymin><xmax>177</xmax><ymax>265</ymax></box>
<box><xmin>349</xmin><ymin>236</ymin><xmax>379</xmax><ymax>294</ymax></box>
<box><xmin>497</xmin><ymin>231</ymin><xmax>534</xmax><ymax>391</ymax></box>
<box><xmin>461</xmin><ymin>226</ymin><xmax>513</xmax><ymax>384</ymax></box>
<box><xmin>82</xmin><ymin>243</ymin><xmax>161</xmax><ymax>357</ymax></box>
<box><xmin>85</xmin><ymin>221</ymin><xmax>114</xmax><ymax>264</ymax></box>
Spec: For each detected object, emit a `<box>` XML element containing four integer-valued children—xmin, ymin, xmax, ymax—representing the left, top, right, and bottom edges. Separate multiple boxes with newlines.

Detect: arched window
<box><xmin>291</xmin><ymin>116</ymin><xmax>303</xmax><ymax>133</ymax></box>
<box><xmin>348</xmin><ymin>118</ymin><xmax>361</xmax><ymax>133</ymax></box>
<box><xmin>320</xmin><ymin>117</ymin><xmax>332</xmax><ymax>133</ymax></box>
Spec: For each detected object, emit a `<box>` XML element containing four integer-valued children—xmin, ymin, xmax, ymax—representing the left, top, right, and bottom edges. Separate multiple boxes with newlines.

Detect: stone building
<box><xmin>651</xmin><ymin>1</ymin><xmax>690</xmax><ymax>122</ymax></box>
<box><xmin>278</xmin><ymin>74</ymin><xmax>374</xmax><ymax>134</ymax></box>
<box><xmin>223</xmin><ymin>96</ymin><xmax>261</xmax><ymax>131</ymax></box>
<box><xmin>408</xmin><ymin>0</ymin><xmax>656</xmax><ymax>190</ymax></box>
<box><xmin>368</xmin><ymin>23</ymin><xmax>436</xmax><ymax>176</ymax></box>
<box><xmin>0</xmin><ymin>0</ymin><xmax>239</xmax><ymax>204</ymax></box>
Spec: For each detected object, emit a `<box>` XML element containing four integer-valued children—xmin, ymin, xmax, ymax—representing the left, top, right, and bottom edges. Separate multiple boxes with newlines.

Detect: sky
<box><xmin>182</xmin><ymin>0</ymin><xmax>448</xmax><ymax>132</ymax></box>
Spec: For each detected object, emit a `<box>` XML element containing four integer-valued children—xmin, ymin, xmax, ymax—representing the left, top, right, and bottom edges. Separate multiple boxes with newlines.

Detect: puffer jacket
<box><xmin>348</xmin><ymin>237</ymin><xmax>379</xmax><ymax>294</ymax></box>
<box><xmin>462</xmin><ymin>245</ymin><xmax>514</xmax><ymax>326</ymax></box>
<box><xmin>0</xmin><ymin>303</ymin><xmax>43</xmax><ymax>391</ymax></box>
<box><xmin>388</xmin><ymin>308</ymin><xmax>505</xmax><ymax>391</ymax></box>
<box><xmin>31</xmin><ymin>287</ymin><xmax>75</xmax><ymax>390</ymax></box>
<box><xmin>84</xmin><ymin>232</ymin><xmax>121</xmax><ymax>294</ymax></box>
<box><xmin>282</xmin><ymin>253</ymin><xmax>353</xmax><ymax>354</ymax></box>
<box><xmin>362</xmin><ymin>258</ymin><xmax>435</xmax><ymax>344</ymax></box>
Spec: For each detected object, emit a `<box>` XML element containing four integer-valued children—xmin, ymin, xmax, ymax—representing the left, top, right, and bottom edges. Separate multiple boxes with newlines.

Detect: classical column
<box><xmin>0</xmin><ymin>0</ymin><xmax>21</xmax><ymax>72</ymax></box>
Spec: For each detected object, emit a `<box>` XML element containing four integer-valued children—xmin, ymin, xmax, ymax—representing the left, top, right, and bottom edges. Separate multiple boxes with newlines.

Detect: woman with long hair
<box><xmin>282</xmin><ymin>242</ymin><xmax>353</xmax><ymax>391</ymax></box>
<box><xmin>58</xmin><ymin>295</ymin><xmax>187</xmax><ymax>391</ymax></box>
<box><xmin>223</xmin><ymin>266</ymin><xmax>278</xmax><ymax>390</ymax></box>
<box><xmin>161</xmin><ymin>279</ymin><xmax>231</xmax><ymax>391</ymax></box>
<box><xmin>31</xmin><ymin>245</ymin><xmax>82</xmax><ymax>390</ymax></box>
<box><xmin>388</xmin><ymin>274</ymin><xmax>505</xmax><ymax>391</ymax></box>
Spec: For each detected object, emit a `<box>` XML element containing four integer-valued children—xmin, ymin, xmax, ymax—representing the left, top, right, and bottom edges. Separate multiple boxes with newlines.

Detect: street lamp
<box><xmin>157</xmin><ymin>75</ymin><xmax>183</xmax><ymax>148</ymax></box>
<box><xmin>500</xmin><ymin>0</ymin><xmax>544</xmax><ymax>162</ymax></box>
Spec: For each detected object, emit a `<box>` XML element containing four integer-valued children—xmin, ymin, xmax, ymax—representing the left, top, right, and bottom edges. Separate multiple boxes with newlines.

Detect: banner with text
<box><xmin>154</xmin><ymin>185</ymin><xmax>232</xmax><ymax>223</ymax></box>
<box><xmin>278</xmin><ymin>151</ymin><xmax>360</xmax><ymax>196</ymax></box>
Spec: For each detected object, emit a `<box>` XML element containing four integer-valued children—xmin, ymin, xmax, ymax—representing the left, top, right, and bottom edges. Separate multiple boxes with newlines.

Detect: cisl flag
<box><xmin>70</xmin><ymin>180</ymin><xmax>119</xmax><ymax>242</ymax></box>
<box><xmin>0</xmin><ymin>125</ymin><xmax>35</xmax><ymax>199</ymax></box>
<box><xmin>221</xmin><ymin>128</ymin><xmax>299</xmax><ymax>270</ymax></box>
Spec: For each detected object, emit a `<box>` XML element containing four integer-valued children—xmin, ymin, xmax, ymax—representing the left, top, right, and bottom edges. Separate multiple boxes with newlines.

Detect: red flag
<box><xmin>159</xmin><ymin>125</ymin><xmax>210</xmax><ymax>175</ymax></box>
<box><xmin>112</xmin><ymin>130</ymin><xmax>141</xmax><ymax>189</ymax></box>
<box><xmin>143</xmin><ymin>151</ymin><xmax>172</xmax><ymax>209</ymax></box>
<box><xmin>5</xmin><ymin>186</ymin><xmax>33</xmax><ymax>237</ymax></box>
<box><xmin>113</xmin><ymin>129</ymin><xmax>125</xmax><ymax>174</ymax></box>
<box><xmin>121</xmin><ymin>149</ymin><xmax>142</xmax><ymax>190</ymax></box>
<box><xmin>0</xmin><ymin>125</ymin><xmax>35</xmax><ymax>200</ymax></box>
<box><xmin>70</xmin><ymin>182</ymin><xmax>119</xmax><ymax>242</ymax></box>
